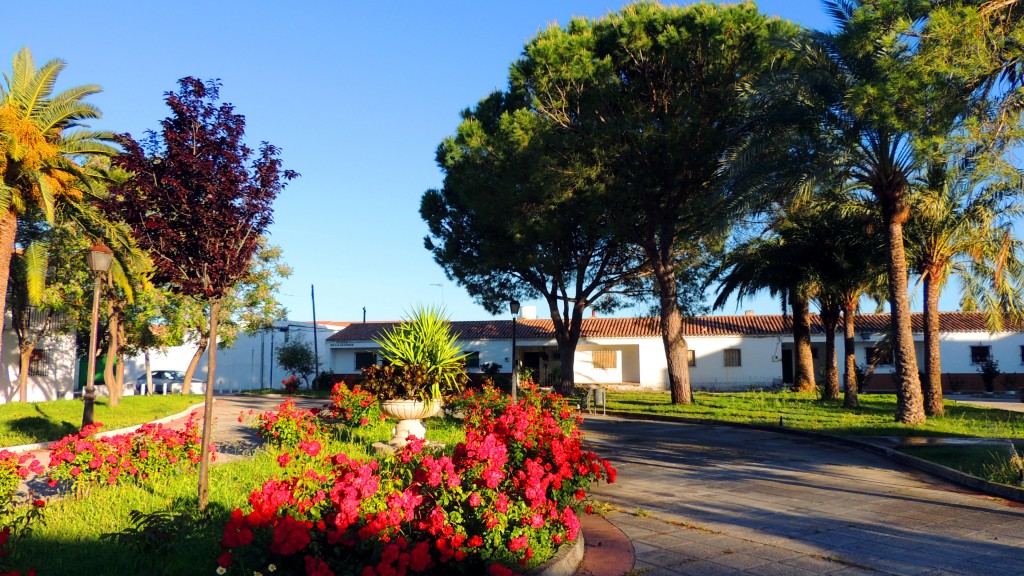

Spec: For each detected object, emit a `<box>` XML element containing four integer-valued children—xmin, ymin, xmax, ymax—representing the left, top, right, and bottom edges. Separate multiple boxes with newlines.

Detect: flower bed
<box><xmin>220</xmin><ymin>383</ymin><xmax>615</xmax><ymax>575</ymax></box>
<box><xmin>45</xmin><ymin>413</ymin><xmax>209</xmax><ymax>494</ymax></box>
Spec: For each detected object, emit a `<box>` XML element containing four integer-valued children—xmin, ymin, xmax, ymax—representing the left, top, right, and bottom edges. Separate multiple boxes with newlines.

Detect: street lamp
<box><xmin>82</xmin><ymin>242</ymin><xmax>113</xmax><ymax>428</ymax></box>
<box><xmin>510</xmin><ymin>300</ymin><xmax>520</xmax><ymax>402</ymax></box>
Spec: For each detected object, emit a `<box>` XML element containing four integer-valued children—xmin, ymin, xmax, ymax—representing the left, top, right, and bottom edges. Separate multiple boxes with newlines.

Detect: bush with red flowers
<box><xmin>0</xmin><ymin>452</ymin><xmax>42</xmax><ymax>510</ymax></box>
<box><xmin>250</xmin><ymin>398</ymin><xmax>325</xmax><ymax>449</ymax></box>
<box><xmin>328</xmin><ymin>383</ymin><xmax>386</xmax><ymax>429</ymax></box>
<box><xmin>218</xmin><ymin>382</ymin><xmax>615</xmax><ymax>575</ymax></box>
<box><xmin>282</xmin><ymin>376</ymin><xmax>301</xmax><ymax>394</ymax></box>
<box><xmin>45</xmin><ymin>413</ymin><xmax>208</xmax><ymax>494</ymax></box>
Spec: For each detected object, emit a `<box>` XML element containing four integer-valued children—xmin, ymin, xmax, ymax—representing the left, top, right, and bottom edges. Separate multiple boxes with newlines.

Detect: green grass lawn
<box><xmin>0</xmin><ymin>395</ymin><xmax>204</xmax><ymax>447</ymax></box>
<box><xmin>899</xmin><ymin>443</ymin><xmax>1024</xmax><ymax>486</ymax></box>
<box><xmin>7</xmin><ymin>417</ymin><xmax>465</xmax><ymax>576</ymax></box>
<box><xmin>605</xmin><ymin>390</ymin><xmax>1024</xmax><ymax>438</ymax></box>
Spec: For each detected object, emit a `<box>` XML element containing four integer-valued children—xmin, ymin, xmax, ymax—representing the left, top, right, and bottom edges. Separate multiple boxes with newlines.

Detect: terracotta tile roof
<box><xmin>326</xmin><ymin>312</ymin><xmax>1016</xmax><ymax>342</ymax></box>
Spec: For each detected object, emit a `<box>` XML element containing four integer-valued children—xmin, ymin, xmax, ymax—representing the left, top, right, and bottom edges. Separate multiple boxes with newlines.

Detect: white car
<box><xmin>135</xmin><ymin>370</ymin><xmax>206</xmax><ymax>395</ymax></box>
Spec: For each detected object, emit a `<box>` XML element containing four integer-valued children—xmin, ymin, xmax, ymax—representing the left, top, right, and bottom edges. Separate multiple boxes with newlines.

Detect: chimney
<box><xmin>592</xmin><ymin>310</ymin><xmax>597</xmax><ymax>318</ymax></box>
<box><xmin>745</xmin><ymin>310</ymin><xmax>756</xmax><ymax>316</ymax></box>
<box><xmin>521</xmin><ymin>305</ymin><xmax>538</xmax><ymax>320</ymax></box>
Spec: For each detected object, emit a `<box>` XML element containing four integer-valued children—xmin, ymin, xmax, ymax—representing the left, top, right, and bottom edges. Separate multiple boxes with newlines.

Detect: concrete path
<box><xmin>580</xmin><ymin>416</ymin><xmax>1024</xmax><ymax>576</ymax></box>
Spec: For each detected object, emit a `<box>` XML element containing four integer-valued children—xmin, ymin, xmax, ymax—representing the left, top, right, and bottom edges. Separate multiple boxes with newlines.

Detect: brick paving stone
<box><xmin>581</xmin><ymin>415</ymin><xmax>1024</xmax><ymax>576</ymax></box>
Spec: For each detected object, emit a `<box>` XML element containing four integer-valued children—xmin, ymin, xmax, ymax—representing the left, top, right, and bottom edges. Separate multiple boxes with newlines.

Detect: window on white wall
<box><xmin>866</xmin><ymin>347</ymin><xmax>892</xmax><ymax>366</ymax></box>
<box><xmin>687</xmin><ymin>349</ymin><xmax>696</xmax><ymax>367</ymax></box>
<box><xmin>465</xmin><ymin>351</ymin><xmax>480</xmax><ymax>369</ymax></box>
<box><xmin>1020</xmin><ymin>345</ymin><xmax>1024</xmax><ymax>365</ymax></box>
<box><xmin>593</xmin><ymin>350</ymin><xmax>617</xmax><ymax>369</ymax></box>
<box><xmin>970</xmin><ymin>346</ymin><xmax>991</xmax><ymax>364</ymax></box>
<box><xmin>724</xmin><ymin>349</ymin><xmax>741</xmax><ymax>367</ymax></box>
<box><xmin>355</xmin><ymin>352</ymin><xmax>377</xmax><ymax>370</ymax></box>
<box><xmin>29</xmin><ymin>349</ymin><xmax>49</xmax><ymax>376</ymax></box>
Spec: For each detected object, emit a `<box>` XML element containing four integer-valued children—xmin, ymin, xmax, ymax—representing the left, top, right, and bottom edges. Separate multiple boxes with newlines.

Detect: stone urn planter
<box><xmin>380</xmin><ymin>398</ymin><xmax>442</xmax><ymax>447</ymax></box>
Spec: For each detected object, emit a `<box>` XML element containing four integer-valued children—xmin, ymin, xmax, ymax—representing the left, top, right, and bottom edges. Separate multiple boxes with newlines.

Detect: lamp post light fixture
<box><xmin>510</xmin><ymin>300</ymin><xmax>520</xmax><ymax>402</ymax></box>
<box><xmin>82</xmin><ymin>242</ymin><xmax>113</xmax><ymax>428</ymax></box>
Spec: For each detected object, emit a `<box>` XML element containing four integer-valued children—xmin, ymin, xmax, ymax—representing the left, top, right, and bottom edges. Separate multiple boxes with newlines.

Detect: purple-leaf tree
<box><xmin>106</xmin><ymin>77</ymin><xmax>297</xmax><ymax>510</ymax></box>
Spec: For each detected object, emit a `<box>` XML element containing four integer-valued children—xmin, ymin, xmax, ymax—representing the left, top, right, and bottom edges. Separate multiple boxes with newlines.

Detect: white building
<box><xmin>327</xmin><ymin>311</ymin><xmax>1024</xmax><ymax>393</ymax></box>
<box><xmin>121</xmin><ymin>320</ymin><xmax>348</xmax><ymax>393</ymax></box>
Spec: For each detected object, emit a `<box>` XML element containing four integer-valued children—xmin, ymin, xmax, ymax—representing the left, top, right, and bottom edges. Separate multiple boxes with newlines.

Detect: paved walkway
<box><xmin>580</xmin><ymin>415</ymin><xmax>1024</xmax><ymax>576</ymax></box>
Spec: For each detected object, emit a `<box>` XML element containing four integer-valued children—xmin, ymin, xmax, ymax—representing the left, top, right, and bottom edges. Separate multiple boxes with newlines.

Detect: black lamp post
<box><xmin>82</xmin><ymin>242</ymin><xmax>113</xmax><ymax>428</ymax></box>
<box><xmin>510</xmin><ymin>300</ymin><xmax>520</xmax><ymax>402</ymax></box>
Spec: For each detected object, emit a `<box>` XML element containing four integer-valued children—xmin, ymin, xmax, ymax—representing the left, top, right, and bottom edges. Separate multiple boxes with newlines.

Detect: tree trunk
<box><xmin>0</xmin><ymin>212</ymin><xmax>17</xmax><ymax>363</ymax></box>
<box><xmin>842</xmin><ymin>302</ymin><xmax>859</xmax><ymax>408</ymax></box>
<box><xmin>791</xmin><ymin>294</ymin><xmax>816</xmax><ymax>393</ymax></box>
<box><xmin>17</xmin><ymin>345</ymin><xmax>32</xmax><ymax>403</ymax></box>
<box><xmin>651</xmin><ymin>261</ymin><xmax>691</xmax><ymax>404</ymax></box>
<box><xmin>547</xmin><ymin>297</ymin><xmax>584</xmax><ymax>395</ymax></box>
<box><xmin>183</xmin><ymin>335</ymin><xmax>208</xmax><ymax>395</ymax></box>
<box><xmin>198</xmin><ymin>299</ymin><xmax>220</xmax><ymax>512</ymax></box>
<box><xmin>144</xmin><ymin>350</ymin><xmax>153</xmax><ymax>395</ymax></box>
<box><xmin>923</xmin><ymin>273</ymin><xmax>944</xmax><ymax>417</ymax></box>
<box><xmin>104</xmin><ymin>304</ymin><xmax>121</xmax><ymax>407</ymax></box>
<box><xmin>883</xmin><ymin>212</ymin><xmax>925</xmax><ymax>424</ymax></box>
<box><xmin>820</xmin><ymin>304</ymin><xmax>841</xmax><ymax>401</ymax></box>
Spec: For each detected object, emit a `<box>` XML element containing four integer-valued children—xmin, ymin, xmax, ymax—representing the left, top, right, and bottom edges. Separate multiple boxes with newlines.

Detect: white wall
<box><xmin>0</xmin><ymin>328</ymin><xmax>77</xmax><ymax>404</ymax></box>
<box><xmin>124</xmin><ymin>322</ymin><xmax>340</xmax><ymax>392</ymax></box>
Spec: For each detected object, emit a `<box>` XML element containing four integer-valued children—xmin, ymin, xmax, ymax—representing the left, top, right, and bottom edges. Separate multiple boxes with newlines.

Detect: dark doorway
<box><xmin>781</xmin><ymin>349</ymin><xmax>793</xmax><ymax>384</ymax></box>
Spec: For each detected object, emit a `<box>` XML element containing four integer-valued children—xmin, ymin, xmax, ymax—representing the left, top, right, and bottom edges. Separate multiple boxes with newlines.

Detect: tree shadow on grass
<box><xmin>6</xmin><ymin>414</ymin><xmax>77</xmax><ymax>445</ymax></box>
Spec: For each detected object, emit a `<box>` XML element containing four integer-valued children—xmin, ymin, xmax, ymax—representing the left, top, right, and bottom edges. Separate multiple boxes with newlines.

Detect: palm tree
<box><xmin>906</xmin><ymin>157</ymin><xmax>1024</xmax><ymax>416</ymax></box>
<box><xmin>713</xmin><ymin>220</ymin><xmax>819</xmax><ymax>393</ymax></box>
<box><xmin>0</xmin><ymin>47</ymin><xmax>117</xmax><ymax>358</ymax></box>
<box><xmin>791</xmin><ymin>1</ymin><xmax>977</xmax><ymax>423</ymax></box>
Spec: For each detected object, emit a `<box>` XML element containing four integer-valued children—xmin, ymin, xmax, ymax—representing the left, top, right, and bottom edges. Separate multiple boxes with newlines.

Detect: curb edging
<box><xmin>3</xmin><ymin>401</ymin><xmax>208</xmax><ymax>454</ymax></box>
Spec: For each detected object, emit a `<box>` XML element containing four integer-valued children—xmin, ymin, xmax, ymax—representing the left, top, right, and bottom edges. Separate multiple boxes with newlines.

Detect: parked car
<box><xmin>135</xmin><ymin>370</ymin><xmax>206</xmax><ymax>395</ymax></box>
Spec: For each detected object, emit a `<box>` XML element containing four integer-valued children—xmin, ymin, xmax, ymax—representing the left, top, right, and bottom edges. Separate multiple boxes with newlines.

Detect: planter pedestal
<box><xmin>379</xmin><ymin>399</ymin><xmax>442</xmax><ymax>447</ymax></box>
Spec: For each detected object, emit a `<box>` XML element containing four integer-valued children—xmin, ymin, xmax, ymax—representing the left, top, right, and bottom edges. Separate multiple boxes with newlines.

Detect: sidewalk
<box><xmin>581</xmin><ymin>414</ymin><xmax>1024</xmax><ymax>576</ymax></box>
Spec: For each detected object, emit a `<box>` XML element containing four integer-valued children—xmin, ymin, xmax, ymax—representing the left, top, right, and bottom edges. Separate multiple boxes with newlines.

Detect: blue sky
<box><xmin>6</xmin><ymin>1</ymin><xmax>958</xmax><ymax>322</ymax></box>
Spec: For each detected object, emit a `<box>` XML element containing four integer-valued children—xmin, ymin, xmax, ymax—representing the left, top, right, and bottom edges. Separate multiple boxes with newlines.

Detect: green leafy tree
<box><xmin>107</xmin><ymin>78</ymin><xmax>296</xmax><ymax>511</ymax></box>
<box><xmin>422</xmin><ymin>90</ymin><xmax>645</xmax><ymax>393</ymax></box>
<box><xmin>512</xmin><ymin>2</ymin><xmax>799</xmax><ymax>403</ymax></box>
<box><xmin>275</xmin><ymin>337</ymin><xmax>316</xmax><ymax>387</ymax></box>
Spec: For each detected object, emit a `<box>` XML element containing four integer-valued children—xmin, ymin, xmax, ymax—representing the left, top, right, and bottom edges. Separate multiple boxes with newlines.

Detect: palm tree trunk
<box><xmin>198</xmin><ymin>298</ymin><xmax>220</xmax><ymax>512</ymax></box>
<box><xmin>923</xmin><ymin>273</ymin><xmax>944</xmax><ymax>417</ymax></box>
<box><xmin>884</xmin><ymin>214</ymin><xmax>925</xmax><ymax>424</ymax></box>
<box><xmin>820</xmin><ymin>304</ymin><xmax>841</xmax><ymax>400</ymax></box>
<box><xmin>0</xmin><ymin>212</ymin><xmax>17</xmax><ymax>361</ymax></box>
<box><xmin>791</xmin><ymin>294</ymin><xmax>816</xmax><ymax>393</ymax></box>
<box><xmin>843</xmin><ymin>302</ymin><xmax>859</xmax><ymax>408</ymax></box>
<box><xmin>652</xmin><ymin>261</ymin><xmax>692</xmax><ymax>404</ymax></box>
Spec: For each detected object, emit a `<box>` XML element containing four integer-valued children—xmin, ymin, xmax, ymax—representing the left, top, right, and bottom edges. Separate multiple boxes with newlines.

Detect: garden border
<box><xmin>2</xmin><ymin>401</ymin><xmax>208</xmax><ymax>454</ymax></box>
<box><xmin>594</xmin><ymin>410</ymin><xmax>1024</xmax><ymax>505</ymax></box>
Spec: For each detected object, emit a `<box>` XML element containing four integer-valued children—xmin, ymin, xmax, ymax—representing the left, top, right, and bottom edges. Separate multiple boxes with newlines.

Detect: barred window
<box><xmin>970</xmin><ymin>346</ymin><xmax>991</xmax><ymax>365</ymax></box>
<box><xmin>29</xmin><ymin>349</ymin><xmax>49</xmax><ymax>376</ymax></box>
<box><xmin>687</xmin><ymin>349</ymin><xmax>696</xmax><ymax>367</ymax></box>
<box><xmin>593</xmin><ymin>350</ymin><xmax>617</xmax><ymax>369</ymax></box>
<box><xmin>724</xmin><ymin>349</ymin><xmax>741</xmax><ymax>367</ymax></box>
<box><xmin>465</xmin><ymin>351</ymin><xmax>480</xmax><ymax>368</ymax></box>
